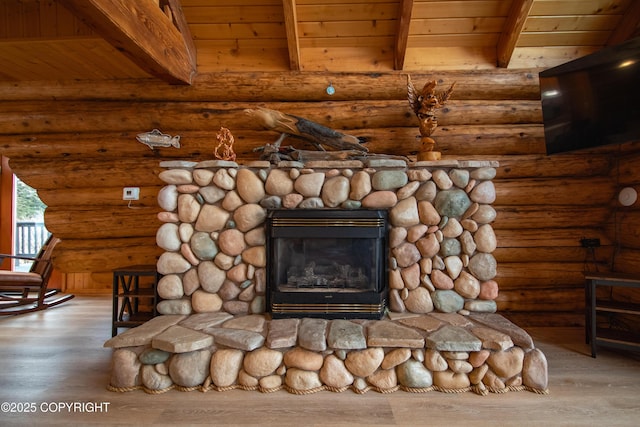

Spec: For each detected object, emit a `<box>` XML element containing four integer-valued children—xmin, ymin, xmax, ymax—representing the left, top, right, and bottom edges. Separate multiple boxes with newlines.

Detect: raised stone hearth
<box><xmin>105</xmin><ymin>158</ymin><xmax>548</xmax><ymax>395</ymax></box>
<box><xmin>105</xmin><ymin>312</ymin><xmax>548</xmax><ymax>394</ymax></box>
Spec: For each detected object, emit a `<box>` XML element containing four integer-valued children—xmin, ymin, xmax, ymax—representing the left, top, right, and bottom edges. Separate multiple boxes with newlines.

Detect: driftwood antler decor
<box><xmin>245</xmin><ymin>106</ymin><xmax>369</xmax><ymax>163</ymax></box>
<box><xmin>407</xmin><ymin>76</ymin><xmax>455</xmax><ymax>161</ymax></box>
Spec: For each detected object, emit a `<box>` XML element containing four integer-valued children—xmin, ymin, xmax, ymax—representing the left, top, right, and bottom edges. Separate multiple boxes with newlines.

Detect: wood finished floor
<box><xmin>1</xmin><ymin>295</ymin><xmax>639</xmax><ymax>426</ymax></box>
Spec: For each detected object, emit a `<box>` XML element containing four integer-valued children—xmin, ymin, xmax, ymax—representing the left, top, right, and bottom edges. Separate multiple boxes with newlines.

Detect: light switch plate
<box><xmin>123</xmin><ymin>187</ymin><xmax>140</xmax><ymax>200</ymax></box>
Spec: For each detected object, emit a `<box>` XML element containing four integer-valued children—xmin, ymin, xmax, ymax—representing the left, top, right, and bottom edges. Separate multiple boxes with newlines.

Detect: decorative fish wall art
<box><xmin>136</xmin><ymin>129</ymin><xmax>181</xmax><ymax>150</ymax></box>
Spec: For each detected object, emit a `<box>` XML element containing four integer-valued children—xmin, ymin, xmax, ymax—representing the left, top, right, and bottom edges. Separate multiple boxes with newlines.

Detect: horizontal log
<box><xmin>496</xmin><ymin>288</ymin><xmax>585</xmax><ymax>312</ymax></box>
<box><xmin>0</xmin><ymin>99</ymin><xmax>542</xmax><ymax>135</ymax></box>
<box><xmin>45</xmin><ymin>206</ymin><xmax>159</xmax><ymax>239</ymax></box>
<box><xmin>0</xmin><ymin>70</ymin><xmax>542</xmax><ymax>102</ymax></box>
<box><xmin>612</xmin><ymin>248</ymin><xmax>640</xmax><ymax>273</ymax></box>
<box><xmin>496</xmin><ymin>176</ymin><xmax>616</xmax><ymax>206</ymax></box>
<box><xmin>9</xmin><ymin>158</ymin><xmax>165</xmax><ymax>190</ymax></box>
<box><xmin>0</xmin><ymin>66</ymin><xmax>628</xmax><ymax>315</ymax></box>
<box><xmin>436</xmin><ymin>124</ymin><xmax>545</xmax><ymax>156</ymax></box>
<box><xmin>616</xmin><ymin>140</ymin><xmax>640</xmax><ymax>154</ymax></box>
<box><xmin>54</xmin><ymin>237</ymin><xmax>161</xmax><ymax>272</ymax></box>
<box><xmin>495</xmin><ymin>227</ymin><xmax>611</xmax><ymax>247</ymax></box>
<box><xmin>494</xmin><ymin>246</ymin><xmax>613</xmax><ymax>263</ymax></box>
<box><xmin>0</xmin><ymin>130</ymin><xmax>333</xmax><ymax>161</ymax></box>
<box><xmin>39</xmin><ymin>186</ymin><xmax>162</xmax><ymax>208</ymax></box>
<box><xmin>0</xmin><ymin>131</ymin><xmax>164</xmax><ymax>160</ymax></box>
<box><xmin>617</xmin><ymin>149</ymin><xmax>640</xmax><ymax>185</ymax></box>
<box><xmin>494</xmin><ymin>206</ymin><xmax>611</xmax><ymax>229</ymax></box>
<box><xmin>0</xmin><ymin>124</ymin><xmax>546</xmax><ymax>161</ymax></box>
<box><xmin>502</xmin><ymin>311</ymin><xmax>584</xmax><ymax>327</ymax></box>
<box><xmin>495</xmin><ymin>262</ymin><xmax>588</xmax><ymax>286</ymax></box>
<box><xmin>21</xmin><ymin>164</ymin><xmax>615</xmax><ymax>211</ymax></box>
<box><xmin>65</xmin><ymin>271</ymin><xmax>158</xmax><ymax>295</ymax></box>
<box><xmin>6</xmin><ymin>151</ymin><xmax>614</xmax><ymax>192</ymax></box>
<box><xmin>495</xmin><ymin>153</ymin><xmax>615</xmax><ymax>179</ymax></box>
<box><xmin>609</xmin><ymin>288</ymin><xmax>640</xmax><ymax>305</ymax></box>
<box><xmin>610</xmin><ymin>211</ymin><xmax>640</xmax><ymax>249</ymax></box>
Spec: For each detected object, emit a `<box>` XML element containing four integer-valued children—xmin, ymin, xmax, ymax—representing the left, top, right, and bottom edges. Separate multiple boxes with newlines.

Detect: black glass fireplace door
<box><xmin>266</xmin><ymin>209</ymin><xmax>388</xmax><ymax>319</ymax></box>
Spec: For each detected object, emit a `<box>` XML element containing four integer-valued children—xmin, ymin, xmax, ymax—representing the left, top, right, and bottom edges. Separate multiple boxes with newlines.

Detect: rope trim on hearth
<box><xmin>107</xmin><ymin>382</ymin><xmax>549</xmax><ymax>395</ymax></box>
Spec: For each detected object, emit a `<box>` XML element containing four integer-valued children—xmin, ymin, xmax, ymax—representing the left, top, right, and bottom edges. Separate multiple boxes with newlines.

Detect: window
<box><xmin>0</xmin><ymin>157</ymin><xmax>49</xmax><ymax>271</ymax></box>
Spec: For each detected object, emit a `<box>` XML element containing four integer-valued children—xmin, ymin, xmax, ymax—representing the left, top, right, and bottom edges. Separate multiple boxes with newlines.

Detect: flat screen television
<box><xmin>539</xmin><ymin>36</ymin><xmax>640</xmax><ymax>155</ymax></box>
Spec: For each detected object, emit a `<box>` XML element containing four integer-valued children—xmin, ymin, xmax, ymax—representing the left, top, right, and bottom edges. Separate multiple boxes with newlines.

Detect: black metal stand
<box><xmin>112</xmin><ymin>265</ymin><xmax>159</xmax><ymax>336</ymax></box>
<box><xmin>585</xmin><ymin>272</ymin><xmax>640</xmax><ymax>357</ymax></box>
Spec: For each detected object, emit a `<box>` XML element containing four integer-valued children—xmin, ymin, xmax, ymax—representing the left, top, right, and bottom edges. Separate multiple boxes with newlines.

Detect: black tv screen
<box><xmin>539</xmin><ymin>36</ymin><xmax>640</xmax><ymax>155</ymax></box>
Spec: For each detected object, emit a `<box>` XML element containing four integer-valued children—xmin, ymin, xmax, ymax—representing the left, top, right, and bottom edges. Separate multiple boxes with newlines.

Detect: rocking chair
<box><xmin>0</xmin><ymin>236</ymin><xmax>74</xmax><ymax>315</ymax></box>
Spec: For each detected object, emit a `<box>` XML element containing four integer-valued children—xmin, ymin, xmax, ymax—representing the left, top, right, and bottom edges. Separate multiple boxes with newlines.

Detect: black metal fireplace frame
<box><xmin>266</xmin><ymin>209</ymin><xmax>389</xmax><ymax>320</ymax></box>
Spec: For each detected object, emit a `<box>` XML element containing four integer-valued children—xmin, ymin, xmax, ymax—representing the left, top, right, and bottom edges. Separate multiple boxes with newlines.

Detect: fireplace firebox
<box><xmin>266</xmin><ymin>209</ymin><xmax>388</xmax><ymax>319</ymax></box>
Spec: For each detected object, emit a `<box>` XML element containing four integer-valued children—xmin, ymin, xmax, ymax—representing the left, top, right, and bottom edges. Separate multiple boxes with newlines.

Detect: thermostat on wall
<box><xmin>123</xmin><ymin>187</ymin><xmax>140</xmax><ymax>201</ymax></box>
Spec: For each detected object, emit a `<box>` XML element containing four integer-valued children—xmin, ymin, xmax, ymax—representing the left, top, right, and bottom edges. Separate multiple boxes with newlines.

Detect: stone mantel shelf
<box><xmin>159</xmin><ymin>159</ymin><xmax>500</xmax><ymax>171</ymax></box>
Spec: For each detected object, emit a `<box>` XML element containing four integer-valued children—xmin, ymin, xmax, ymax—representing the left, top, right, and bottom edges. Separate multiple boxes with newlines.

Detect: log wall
<box><xmin>606</xmin><ymin>144</ymin><xmax>640</xmax><ymax>313</ymax></box>
<box><xmin>0</xmin><ymin>70</ymin><xmax>628</xmax><ymax>326</ymax></box>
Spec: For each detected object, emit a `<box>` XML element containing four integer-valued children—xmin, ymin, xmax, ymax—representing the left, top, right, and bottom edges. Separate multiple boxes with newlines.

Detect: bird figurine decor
<box><xmin>214</xmin><ymin>127</ymin><xmax>237</xmax><ymax>161</ymax></box>
<box><xmin>407</xmin><ymin>76</ymin><xmax>455</xmax><ymax>161</ymax></box>
<box><xmin>245</xmin><ymin>107</ymin><xmax>368</xmax><ymax>155</ymax></box>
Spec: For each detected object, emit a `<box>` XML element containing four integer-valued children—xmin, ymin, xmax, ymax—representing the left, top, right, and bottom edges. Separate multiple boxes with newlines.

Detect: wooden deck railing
<box><xmin>15</xmin><ymin>221</ymin><xmax>49</xmax><ymax>260</ymax></box>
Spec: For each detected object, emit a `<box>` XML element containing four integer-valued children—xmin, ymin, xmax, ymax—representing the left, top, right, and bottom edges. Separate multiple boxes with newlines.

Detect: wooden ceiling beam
<box><xmin>496</xmin><ymin>0</ymin><xmax>534</xmax><ymax>68</ymax></box>
<box><xmin>163</xmin><ymin>0</ymin><xmax>197</xmax><ymax>68</ymax></box>
<box><xmin>58</xmin><ymin>0</ymin><xmax>197</xmax><ymax>85</ymax></box>
<box><xmin>394</xmin><ymin>0</ymin><xmax>413</xmax><ymax>70</ymax></box>
<box><xmin>607</xmin><ymin>0</ymin><xmax>640</xmax><ymax>46</ymax></box>
<box><xmin>282</xmin><ymin>0</ymin><xmax>301</xmax><ymax>71</ymax></box>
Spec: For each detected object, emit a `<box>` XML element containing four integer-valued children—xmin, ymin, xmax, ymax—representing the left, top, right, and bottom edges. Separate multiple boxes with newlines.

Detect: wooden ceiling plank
<box><xmin>78</xmin><ymin>38</ymin><xmax>154</xmax><ymax>78</ymax></box>
<box><xmin>524</xmin><ymin>15</ymin><xmax>621</xmax><ymax>32</ymax></box>
<box><xmin>0</xmin><ymin>38</ymin><xmax>152</xmax><ymax>81</ymax></box>
<box><xmin>21</xmin><ymin>1</ymin><xmax>41</xmax><ymax>37</ymax></box>
<box><xmin>58</xmin><ymin>0</ymin><xmax>197</xmax><ymax>84</ymax></box>
<box><xmin>301</xmin><ymin>36</ymin><xmax>394</xmax><ymax>49</ymax></box>
<box><xmin>196</xmin><ymin>37</ymin><xmax>287</xmax><ymax>49</ymax></box>
<box><xmin>296</xmin><ymin>0</ymin><xmax>390</xmax><ymax>4</ymax></box>
<box><xmin>508</xmin><ymin>46</ymin><xmax>600</xmax><ymax>69</ymax></box>
<box><xmin>394</xmin><ymin>0</ymin><xmax>413</xmax><ymax>70</ymax></box>
<box><xmin>496</xmin><ymin>0</ymin><xmax>534</xmax><ymax>68</ymax></box>
<box><xmin>282</xmin><ymin>0</ymin><xmax>301</xmax><ymax>71</ymax></box>
<box><xmin>412</xmin><ymin>1</ymin><xmax>511</xmax><ymax>19</ymax></box>
<box><xmin>404</xmin><ymin>46</ymin><xmax>498</xmax><ymax>70</ymax></box>
<box><xmin>410</xmin><ymin>17</ymin><xmax>506</xmax><ymax>35</ymax></box>
<box><xmin>607</xmin><ymin>0</ymin><xmax>640</xmax><ymax>45</ymax></box>
<box><xmin>297</xmin><ymin>3</ymin><xmax>398</xmax><ymax>21</ymax></box>
<box><xmin>2</xmin><ymin>2</ymin><xmax>24</xmax><ymax>38</ymax></box>
<box><xmin>531</xmin><ymin>0</ymin><xmax>630</xmax><ymax>16</ymax></box>
<box><xmin>300</xmin><ymin>20</ymin><xmax>396</xmax><ymax>38</ymax></box>
<box><xmin>189</xmin><ymin>23</ymin><xmax>286</xmax><ymax>40</ymax></box>
<box><xmin>518</xmin><ymin>31</ymin><xmax>611</xmax><ymax>47</ymax></box>
<box><xmin>193</xmin><ymin>44</ymin><xmax>290</xmax><ymax>72</ymax></box>
<box><xmin>300</xmin><ymin>46</ymin><xmax>394</xmax><ymax>72</ymax></box>
<box><xmin>183</xmin><ymin>6</ymin><xmax>285</xmax><ymax>23</ymax></box>
<box><xmin>409</xmin><ymin>33</ymin><xmax>499</xmax><ymax>48</ymax></box>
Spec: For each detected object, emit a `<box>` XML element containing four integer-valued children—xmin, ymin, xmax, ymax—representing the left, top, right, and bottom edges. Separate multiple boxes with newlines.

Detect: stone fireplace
<box><xmin>267</xmin><ymin>209</ymin><xmax>388</xmax><ymax>319</ymax></box>
<box><xmin>104</xmin><ymin>158</ymin><xmax>549</xmax><ymax>396</ymax></box>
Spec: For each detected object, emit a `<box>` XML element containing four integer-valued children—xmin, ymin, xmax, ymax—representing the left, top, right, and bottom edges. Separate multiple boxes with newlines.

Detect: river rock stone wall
<box><xmin>105</xmin><ymin>158</ymin><xmax>550</xmax><ymax>396</ymax></box>
<box><xmin>154</xmin><ymin>158</ymin><xmax>500</xmax><ymax>317</ymax></box>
